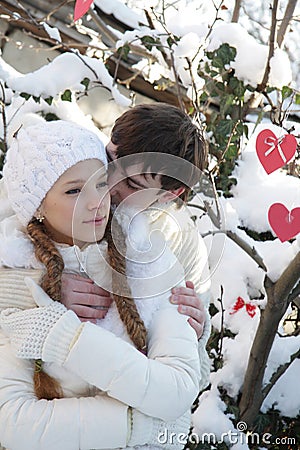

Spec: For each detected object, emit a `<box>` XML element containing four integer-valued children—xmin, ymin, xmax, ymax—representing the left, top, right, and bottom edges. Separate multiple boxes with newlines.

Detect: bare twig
<box><xmin>200</xmin><ymin>229</ymin><xmax>268</xmax><ymax>272</ymax></box>
<box><xmin>0</xmin><ymin>82</ymin><xmax>8</xmax><ymax>155</ymax></box>
<box><xmin>210</xmin><ymin>121</ymin><xmax>240</xmax><ymax>175</ymax></box>
<box><xmin>217</xmin><ymin>286</ymin><xmax>225</xmax><ymax>359</ymax></box>
<box><xmin>262</xmin><ymin>346</ymin><xmax>300</xmax><ymax>398</ymax></box>
<box><xmin>257</xmin><ymin>0</ymin><xmax>279</xmax><ymax>92</ymax></box>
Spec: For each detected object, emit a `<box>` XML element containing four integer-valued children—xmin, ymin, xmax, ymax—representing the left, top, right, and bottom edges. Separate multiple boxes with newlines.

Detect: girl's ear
<box><xmin>157</xmin><ymin>187</ymin><xmax>185</xmax><ymax>204</ymax></box>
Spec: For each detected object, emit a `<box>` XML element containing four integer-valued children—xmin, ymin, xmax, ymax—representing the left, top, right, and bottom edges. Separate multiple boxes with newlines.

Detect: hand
<box><xmin>0</xmin><ymin>278</ymin><xmax>80</xmax><ymax>362</ymax></box>
<box><xmin>0</xmin><ymin>278</ymin><xmax>68</xmax><ymax>359</ymax></box>
<box><xmin>61</xmin><ymin>273</ymin><xmax>113</xmax><ymax>323</ymax></box>
<box><xmin>170</xmin><ymin>281</ymin><xmax>205</xmax><ymax>339</ymax></box>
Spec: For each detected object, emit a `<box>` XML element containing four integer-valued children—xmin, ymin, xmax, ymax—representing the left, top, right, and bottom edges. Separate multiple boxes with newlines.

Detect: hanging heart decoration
<box><xmin>268</xmin><ymin>203</ymin><xmax>300</xmax><ymax>242</ymax></box>
<box><xmin>256</xmin><ymin>129</ymin><xmax>297</xmax><ymax>174</ymax></box>
<box><xmin>74</xmin><ymin>0</ymin><xmax>94</xmax><ymax>22</ymax></box>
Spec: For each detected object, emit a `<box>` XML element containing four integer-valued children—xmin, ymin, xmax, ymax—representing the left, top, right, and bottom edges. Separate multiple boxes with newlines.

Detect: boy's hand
<box><xmin>170</xmin><ymin>281</ymin><xmax>205</xmax><ymax>339</ymax></box>
<box><xmin>61</xmin><ymin>273</ymin><xmax>113</xmax><ymax>323</ymax></box>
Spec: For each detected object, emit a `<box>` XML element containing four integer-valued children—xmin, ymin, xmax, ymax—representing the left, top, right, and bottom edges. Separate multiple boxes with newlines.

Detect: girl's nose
<box><xmin>87</xmin><ymin>189</ymin><xmax>104</xmax><ymax>211</ymax></box>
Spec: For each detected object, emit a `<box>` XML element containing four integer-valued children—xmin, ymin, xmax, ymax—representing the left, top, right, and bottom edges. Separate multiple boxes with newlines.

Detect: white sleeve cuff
<box><xmin>42</xmin><ymin>310</ymin><xmax>82</xmax><ymax>365</ymax></box>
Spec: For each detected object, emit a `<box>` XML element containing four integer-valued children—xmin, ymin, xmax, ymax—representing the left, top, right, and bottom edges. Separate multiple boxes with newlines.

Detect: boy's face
<box><xmin>106</xmin><ymin>141</ymin><xmax>184</xmax><ymax>209</ymax></box>
<box><xmin>38</xmin><ymin>159</ymin><xmax>110</xmax><ymax>248</ymax></box>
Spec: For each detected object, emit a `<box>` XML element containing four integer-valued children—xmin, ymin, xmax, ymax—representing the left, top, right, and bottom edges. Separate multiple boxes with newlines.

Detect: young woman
<box><xmin>0</xmin><ymin>119</ymin><xmax>203</xmax><ymax>450</ymax></box>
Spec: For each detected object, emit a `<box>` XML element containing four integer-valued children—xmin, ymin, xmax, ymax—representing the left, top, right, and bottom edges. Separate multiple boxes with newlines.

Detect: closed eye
<box><xmin>125</xmin><ymin>178</ymin><xmax>140</xmax><ymax>191</ymax></box>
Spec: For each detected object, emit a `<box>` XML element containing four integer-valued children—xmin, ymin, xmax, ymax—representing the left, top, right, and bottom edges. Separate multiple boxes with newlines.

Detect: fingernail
<box><xmin>171</xmin><ymin>295</ymin><xmax>178</xmax><ymax>303</ymax></box>
<box><xmin>172</xmin><ymin>287</ymin><xmax>179</xmax><ymax>294</ymax></box>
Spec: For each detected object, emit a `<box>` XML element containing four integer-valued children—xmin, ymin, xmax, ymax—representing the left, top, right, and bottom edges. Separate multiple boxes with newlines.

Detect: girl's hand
<box><xmin>170</xmin><ymin>281</ymin><xmax>205</xmax><ymax>339</ymax></box>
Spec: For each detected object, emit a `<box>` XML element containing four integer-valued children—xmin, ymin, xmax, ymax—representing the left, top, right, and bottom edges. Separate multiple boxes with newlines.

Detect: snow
<box><xmin>42</xmin><ymin>23</ymin><xmax>62</xmax><ymax>42</ymax></box>
<box><xmin>94</xmin><ymin>0</ymin><xmax>147</xmax><ymax>29</ymax></box>
<box><xmin>0</xmin><ymin>53</ymin><xmax>131</xmax><ymax>107</ymax></box>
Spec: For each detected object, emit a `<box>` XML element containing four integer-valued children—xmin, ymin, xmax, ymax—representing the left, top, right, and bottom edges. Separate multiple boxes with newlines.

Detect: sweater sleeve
<box><xmin>0</xmin><ymin>332</ymin><xmax>128</xmax><ymax>450</ymax></box>
<box><xmin>0</xmin><ymin>268</ymin><xmax>42</xmax><ymax>311</ymax></box>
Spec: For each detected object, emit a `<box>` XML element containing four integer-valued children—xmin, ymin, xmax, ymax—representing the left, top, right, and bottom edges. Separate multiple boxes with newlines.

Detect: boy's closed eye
<box><xmin>124</xmin><ymin>178</ymin><xmax>140</xmax><ymax>191</ymax></box>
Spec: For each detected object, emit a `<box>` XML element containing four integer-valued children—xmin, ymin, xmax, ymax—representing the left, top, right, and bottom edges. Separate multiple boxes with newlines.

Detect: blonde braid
<box><xmin>105</xmin><ymin>216</ymin><xmax>147</xmax><ymax>352</ymax></box>
<box><xmin>26</xmin><ymin>218</ymin><xmax>64</xmax><ymax>400</ymax></box>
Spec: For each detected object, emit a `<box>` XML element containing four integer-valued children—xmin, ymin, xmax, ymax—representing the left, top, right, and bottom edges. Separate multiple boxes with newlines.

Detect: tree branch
<box><xmin>277</xmin><ymin>0</ymin><xmax>298</xmax><ymax>48</ymax></box>
<box><xmin>239</xmin><ymin>252</ymin><xmax>300</xmax><ymax>426</ymax></box>
<box><xmin>262</xmin><ymin>346</ymin><xmax>300</xmax><ymax>399</ymax></box>
<box><xmin>257</xmin><ymin>0</ymin><xmax>279</xmax><ymax>92</ymax></box>
<box><xmin>0</xmin><ymin>82</ymin><xmax>8</xmax><ymax>155</ymax></box>
<box><xmin>231</xmin><ymin>0</ymin><xmax>242</xmax><ymax>23</ymax></box>
<box><xmin>288</xmin><ymin>281</ymin><xmax>300</xmax><ymax>304</ymax></box>
<box><xmin>274</xmin><ymin>252</ymin><xmax>300</xmax><ymax>305</ymax></box>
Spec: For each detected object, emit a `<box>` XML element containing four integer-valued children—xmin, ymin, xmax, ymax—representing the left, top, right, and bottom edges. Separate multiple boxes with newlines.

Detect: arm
<box><xmin>0</xmin><ymin>267</ymin><xmax>112</xmax><ymax>321</ymax></box>
<box><xmin>59</xmin><ymin>303</ymin><xmax>200</xmax><ymax>420</ymax></box>
<box><xmin>0</xmin><ymin>333</ymin><xmax>128</xmax><ymax>450</ymax></box>
<box><xmin>1</xmin><ymin>278</ymin><xmax>200</xmax><ymax>421</ymax></box>
<box><xmin>0</xmin><ymin>330</ymin><xmax>190</xmax><ymax>450</ymax></box>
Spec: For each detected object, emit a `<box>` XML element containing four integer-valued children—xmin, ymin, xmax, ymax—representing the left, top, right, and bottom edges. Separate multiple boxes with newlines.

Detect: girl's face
<box><xmin>39</xmin><ymin>159</ymin><xmax>110</xmax><ymax>248</ymax></box>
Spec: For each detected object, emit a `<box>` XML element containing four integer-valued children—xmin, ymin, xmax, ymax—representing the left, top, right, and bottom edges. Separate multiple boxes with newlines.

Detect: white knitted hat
<box><xmin>3</xmin><ymin>120</ymin><xmax>107</xmax><ymax>226</ymax></box>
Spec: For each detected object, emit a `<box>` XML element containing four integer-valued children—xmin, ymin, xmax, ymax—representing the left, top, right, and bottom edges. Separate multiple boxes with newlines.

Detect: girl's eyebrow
<box><xmin>64</xmin><ymin>179</ymin><xmax>86</xmax><ymax>185</ymax></box>
<box><xmin>63</xmin><ymin>174</ymin><xmax>107</xmax><ymax>186</ymax></box>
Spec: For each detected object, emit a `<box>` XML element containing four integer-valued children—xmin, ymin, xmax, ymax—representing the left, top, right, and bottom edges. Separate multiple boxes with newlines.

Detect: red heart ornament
<box><xmin>256</xmin><ymin>129</ymin><xmax>297</xmax><ymax>174</ymax></box>
<box><xmin>74</xmin><ymin>0</ymin><xmax>94</xmax><ymax>21</ymax></box>
<box><xmin>268</xmin><ymin>203</ymin><xmax>300</xmax><ymax>242</ymax></box>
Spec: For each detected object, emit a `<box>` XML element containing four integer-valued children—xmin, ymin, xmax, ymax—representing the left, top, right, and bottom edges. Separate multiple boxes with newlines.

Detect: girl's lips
<box><xmin>84</xmin><ymin>216</ymin><xmax>106</xmax><ymax>225</ymax></box>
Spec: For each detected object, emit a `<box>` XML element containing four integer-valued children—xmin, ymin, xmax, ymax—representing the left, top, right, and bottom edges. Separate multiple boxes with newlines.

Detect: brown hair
<box><xmin>111</xmin><ymin>103</ymin><xmax>208</xmax><ymax>203</ymax></box>
<box><xmin>27</xmin><ymin>217</ymin><xmax>147</xmax><ymax>400</ymax></box>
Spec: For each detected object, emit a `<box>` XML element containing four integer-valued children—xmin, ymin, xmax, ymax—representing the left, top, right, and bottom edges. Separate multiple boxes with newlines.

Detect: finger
<box><xmin>71</xmin><ymin>281</ymin><xmax>112</xmax><ymax>297</ymax></box>
<box><xmin>171</xmin><ymin>286</ymin><xmax>195</xmax><ymax>297</ymax></box>
<box><xmin>187</xmin><ymin>317</ymin><xmax>204</xmax><ymax>339</ymax></box>
<box><xmin>69</xmin><ymin>292</ymin><xmax>113</xmax><ymax>307</ymax></box>
<box><xmin>171</xmin><ymin>294</ymin><xmax>204</xmax><ymax>311</ymax></box>
<box><xmin>177</xmin><ymin>304</ymin><xmax>205</xmax><ymax>324</ymax></box>
<box><xmin>72</xmin><ymin>305</ymin><xmax>110</xmax><ymax>320</ymax></box>
<box><xmin>24</xmin><ymin>277</ymin><xmax>52</xmax><ymax>307</ymax></box>
<box><xmin>185</xmin><ymin>280</ymin><xmax>195</xmax><ymax>290</ymax></box>
<box><xmin>62</xmin><ymin>272</ymin><xmax>94</xmax><ymax>283</ymax></box>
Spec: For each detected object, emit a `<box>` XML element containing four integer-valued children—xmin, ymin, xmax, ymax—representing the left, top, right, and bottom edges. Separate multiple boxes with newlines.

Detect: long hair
<box><xmin>27</xmin><ymin>215</ymin><xmax>147</xmax><ymax>400</ymax></box>
<box><xmin>27</xmin><ymin>218</ymin><xmax>64</xmax><ymax>400</ymax></box>
<box><xmin>105</xmin><ymin>215</ymin><xmax>147</xmax><ymax>352</ymax></box>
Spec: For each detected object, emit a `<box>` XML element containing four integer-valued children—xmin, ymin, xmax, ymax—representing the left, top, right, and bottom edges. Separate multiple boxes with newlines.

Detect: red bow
<box><xmin>230</xmin><ymin>297</ymin><xmax>256</xmax><ymax>318</ymax></box>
